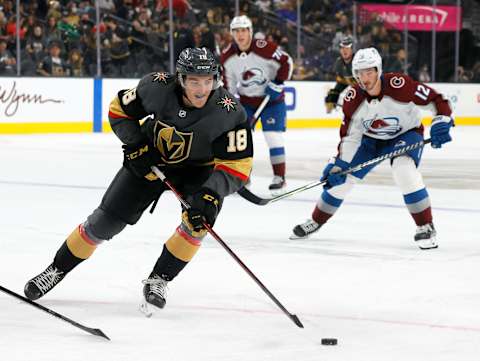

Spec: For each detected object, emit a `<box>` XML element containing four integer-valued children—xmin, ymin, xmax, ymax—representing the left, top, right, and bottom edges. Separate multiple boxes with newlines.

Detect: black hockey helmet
<box><xmin>176</xmin><ymin>47</ymin><xmax>221</xmax><ymax>89</ymax></box>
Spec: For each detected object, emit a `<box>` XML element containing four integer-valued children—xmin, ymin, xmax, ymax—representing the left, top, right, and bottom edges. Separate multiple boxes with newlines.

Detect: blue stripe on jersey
<box><xmin>321</xmin><ymin>190</ymin><xmax>343</xmax><ymax>208</ymax></box>
<box><xmin>403</xmin><ymin>188</ymin><xmax>429</xmax><ymax>204</ymax></box>
<box><xmin>269</xmin><ymin>147</ymin><xmax>285</xmax><ymax>157</ymax></box>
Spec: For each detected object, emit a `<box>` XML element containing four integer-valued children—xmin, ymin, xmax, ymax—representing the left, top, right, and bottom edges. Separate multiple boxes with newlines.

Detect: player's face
<box><xmin>183</xmin><ymin>74</ymin><xmax>215</xmax><ymax>108</ymax></box>
<box><xmin>357</xmin><ymin>67</ymin><xmax>381</xmax><ymax>95</ymax></box>
<box><xmin>232</xmin><ymin>28</ymin><xmax>252</xmax><ymax>51</ymax></box>
<box><xmin>340</xmin><ymin>46</ymin><xmax>353</xmax><ymax>62</ymax></box>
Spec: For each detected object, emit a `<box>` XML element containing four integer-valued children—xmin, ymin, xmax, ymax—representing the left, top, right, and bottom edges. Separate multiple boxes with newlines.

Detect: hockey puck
<box><xmin>321</xmin><ymin>338</ymin><xmax>338</xmax><ymax>346</ymax></box>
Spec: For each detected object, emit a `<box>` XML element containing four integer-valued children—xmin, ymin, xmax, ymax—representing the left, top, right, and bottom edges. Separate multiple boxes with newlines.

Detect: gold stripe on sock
<box><xmin>66</xmin><ymin>227</ymin><xmax>97</xmax><ymax>260</ymax></box>
<box><xmin>165</xmin><ymin>229</ymin><xmax>201</xmax><ymax>262</ymax></box>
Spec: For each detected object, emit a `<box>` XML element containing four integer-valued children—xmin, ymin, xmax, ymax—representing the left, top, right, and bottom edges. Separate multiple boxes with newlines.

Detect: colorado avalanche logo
<box><xmin>256</xmin><ymin>39</ymin><xmax>267</xmax><ymax>48</ymax></box>
<box><xmin>240</xmin><ymin>67</ymin><xmax>267</xmax><ymax>87</ymax></box>
<box><xmin>390</xmin><ymin>76</ymin><xmax>405</xmax><ymax>88</ymax></box>
<box><xmin>344</xmin><ymin>88</ymin><xmax>356</xmax><ymax>102</ymax></box>
<box><xmin>363</xmin><ymin>116</ymin><xmax>402</xmax><ymax>137</ymax></box>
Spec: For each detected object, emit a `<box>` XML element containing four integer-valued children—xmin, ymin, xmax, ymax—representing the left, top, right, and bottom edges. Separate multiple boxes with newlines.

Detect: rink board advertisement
<box><xmin>0</xmin><ymin>77</ymin><xmax>93</xmax><ymax>133</ymax></box>
<box><xmin>0</xmin><ymin>77</ymin><xmax>479</xmax><ymax>134</ymax></box>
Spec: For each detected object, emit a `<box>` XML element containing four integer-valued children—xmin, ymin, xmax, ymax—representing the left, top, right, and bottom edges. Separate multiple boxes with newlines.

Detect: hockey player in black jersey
<box><xmin>324</xmin><ymin>36</ymin><xmax>356</xmax><ymax>113</ymax></box>
<box><xmin>24</xmin><ymin>48</ymin><xmax>253</xmax><ymax>310</ymax></box>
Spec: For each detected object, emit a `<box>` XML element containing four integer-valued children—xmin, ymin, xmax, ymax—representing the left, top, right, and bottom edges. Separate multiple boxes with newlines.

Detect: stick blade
<box><xmin>237</xmin><ymin>187</ymin><xmax>271</xmax><ymax>206</ymax></box>
<box><xmin>88</xmin><ymin>328</ymin><xmax>110</xmax><ymax>340</ymax></box>
<box><xmin>290</xmin><ymin>314</ymin><xmax>304</xmax><ymax>328</ymax></box>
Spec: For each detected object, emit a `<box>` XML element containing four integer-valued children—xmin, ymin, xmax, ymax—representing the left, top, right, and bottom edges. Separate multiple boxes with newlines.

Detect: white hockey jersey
<box><xmin>220</xmin><ymin>39</ymin><xmax>293</xmax><ymax>107</ymax></box>
<box><xmin>338</xmin><ymin>73</ymin><xmax>452</xmax><ymax>160</ymax></box>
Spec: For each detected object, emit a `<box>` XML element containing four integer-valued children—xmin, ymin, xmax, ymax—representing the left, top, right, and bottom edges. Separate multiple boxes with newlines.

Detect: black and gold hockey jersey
<box><xmin>325</xmin><ymin>57</ymin><xmax>356</xmax><ymax>108</ymax></box>
<box><xmin>108</xmin><ymin>72</ymin><xmax>253</xmax><ymax>198</ymax></box>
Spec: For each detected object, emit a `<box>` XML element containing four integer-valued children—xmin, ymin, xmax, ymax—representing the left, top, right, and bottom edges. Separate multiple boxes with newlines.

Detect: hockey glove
<box><xmin>325</xmin><ymin>101</ymin><xmax>335</xmax><ymax>114</ymax></box>
<box><xmin>123</xmin><ymin>142</ymin><xmax>157</xmax><ymax>180</ymax></box>
<box><xmin>265</xmin><ymin>81</ymin><xmax>284</xmax><ymax>101</ymax></box>
<box><xmin>325</xmin><ymin>89</ymin><xmax>339</xmax><ymax>114</ymax></box>
<box><xmin>430</xmin><ymin>115</ymin><xmax>454</xmax><ymax>149</ymax></box>
<box><xmin>321</xmin><ymin>157</ymin><xmax>350</xmax><ymax>190</ymax></box>
<box><xmin>185</xmin><ymin>188</ymin><xmax>222</xmax><ymax>231</ymax></box>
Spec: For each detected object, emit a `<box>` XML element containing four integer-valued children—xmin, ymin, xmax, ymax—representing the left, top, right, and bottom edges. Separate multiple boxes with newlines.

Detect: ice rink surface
<box><xmin>0</xmin><ymin>127</ymin><xmax>479</xmax><ymax>361</ymax></box>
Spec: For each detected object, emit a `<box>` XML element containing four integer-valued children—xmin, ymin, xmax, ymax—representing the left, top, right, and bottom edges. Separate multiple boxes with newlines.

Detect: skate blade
<box><xmin>270</xmin><ymin>187</ymin><xmax>287</xmax><ymax>197</ymax></box>
<box><xmin>418</xmin><ymin>244</ymin><xmax>439</xmax><ymax>250</ymax></box>
<box><xmin>139</xmin><ymin>300</ymin><xmax>154</xmax><ymax>318</ymax></box>
<box><xmin>416</xmin><ymin>238</ymin><xmax>439</xmax><ymax>250</ymax></box>
<box><xmin>289</xmin><ymin>233</ymin><xmax>307</xmax><ymax>240</ymax></box>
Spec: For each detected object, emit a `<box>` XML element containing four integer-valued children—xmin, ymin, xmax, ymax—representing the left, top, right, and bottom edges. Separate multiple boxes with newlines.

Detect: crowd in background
<box><xmin>0</xmin><ymin>0</ymin><xmax>479</xmax><ymax>82</ymax></box>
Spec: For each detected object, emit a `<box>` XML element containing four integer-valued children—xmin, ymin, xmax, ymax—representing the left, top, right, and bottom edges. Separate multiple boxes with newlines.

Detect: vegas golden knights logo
<box><xmin>153</xmin><ymin>121</ymin><xmax>193</xmax><ymax>164</ymax></box>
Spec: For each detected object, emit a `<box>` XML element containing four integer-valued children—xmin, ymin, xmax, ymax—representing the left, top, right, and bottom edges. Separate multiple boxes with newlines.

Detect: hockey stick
<box><xmin>0</xmin><ymin>285</ymin><xmax>110</xmax><ymax>340</ymax></box>
<box><xmin>150</xmin><ymin>166</ymin><xmax>304</xmax><ymax>328</ymax></box>
<box><xmin>238</xmin><ymin>138</ymin><xmax>432</xmax><ymax>206</ymax></box>
<box><xmin>249</xmin><ymin>95</ymin><xmax>270</xmax><ymax>128</ymax></box>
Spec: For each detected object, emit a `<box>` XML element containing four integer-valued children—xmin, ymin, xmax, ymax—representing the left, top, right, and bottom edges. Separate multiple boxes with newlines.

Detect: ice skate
<box><xmin>414</xmin><ymin>223</ymin><xmax>438</xmax><ymax>250</ymax></box>
<box><xmin>269</xmin><ymin>176</ymin><xmax>286</xmax><ymax>196</ymax></box>
<box><xmin>142</xmin><ymin>273</ymin><xmax>169</xmax><ymax>309</ymax></box>
<box><xmin>290</xmin><ymin>219</ymin><xmax>322</xmax><ymax>240</ymax></box>
<box><xmin>24</xmin><ymin>263</ymin><xmax>66</xmax><ymax>300</ymax></box>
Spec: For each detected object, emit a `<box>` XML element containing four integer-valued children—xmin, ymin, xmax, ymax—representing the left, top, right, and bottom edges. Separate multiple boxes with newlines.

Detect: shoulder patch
<box><xmin>389</xmin><ymin>76</ymin><xmax>406</xmax><ymax>89</ymax></box>
<box><xmin>217</xmin><ymin>95</ymin><xmax>237</xmax><ymax>112</ymax></box>
<box><xmin>256</xmin><ymin>39</ymin><xmax>267</xmax><ymax>48</ymax></box>
<box><xmin>151</xmin><ymin>72</ymin><xmax>171</xmax><ymax>85</ymax></box>
<box><xmin>344</xmin><ymin>88</ymin><xmax>357</xmax><ymax>102</ymax></box>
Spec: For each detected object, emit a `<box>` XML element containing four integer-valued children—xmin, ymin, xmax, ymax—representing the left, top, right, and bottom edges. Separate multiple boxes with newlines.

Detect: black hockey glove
<box><xmin>122</xmin><ymin>141</ymin><xmax>156</xmax><ymax>179</ymax></box>
<box><xmin>185</xmin><ymin>188</ymin><xmax>222</xmax><ymax>231</ymax></box>
<box><xmin>325</xmin><ymin>89</ymin><xmax>340</xmax><ymax>104</ymax></box>
<box><xmin>325</xmin><ymin>89</ymin><xmax>339</xmax><ymax>114</ymax></box>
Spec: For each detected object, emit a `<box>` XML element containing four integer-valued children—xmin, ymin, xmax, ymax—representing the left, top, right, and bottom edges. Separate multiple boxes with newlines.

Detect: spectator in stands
<box><xmin>45</xmin><ymin>16</ymin><xmax>63</xmax><ymax>45</ymax></box>
<box><xmin>472</xmin><ymin>62</ymin><xmax>480</xmax><ymax>83</ymax></box>
<box><xmin>62</xmin><ymin>1</ymin><xmax>81</xmax><ymax>27</ymax></box>
<box><xmin>5</xmin><ymin>15</ymin><xmax>27</xmax><ymax>42</ymax></box>
<box><xmin>46</xmin><ymin>1</ymin><xmax>62</xmax><ymax>21</ymax></box>
<box><xmin>37</xmin><ymin>40</ymin><xmax>69</xmax><ymax>76</ymax></box>
<box><xmin>1</xmin><ymin>0</ymin><xmax>14</xmax><ymax>19</ymax></box>
<box><xmin>206</xmin><ymin>7</ymin><xmax>223</xmax><ymax>29</ymax></box>
<box><xmin>255</xmin><ymin>0</ymin><xmax>272</xmax><ymax>12</ymax></box>
<box><xmin>292</xmin><ymin>57</ymin><xmax>316</xmax><ymax>80</ymax></box>
<box><xmin>114</xmin><ymin>0</ymin><xmax>135</xmax><ymax>21</ymax></box>
<box><xmin>105</xmin><ymin>16</ymin><xmax>132</xmax><ymax>77</ymax></box>
<box><xmin>385</xmin><ymin>48</ymin><xmax>407</xmax><ymax>74</ymax></box>
<box><xmin>131</xmin><ymin>7</ymin><xmax>151</xmax><ymax>50</ymax></box>
<box><xmin>1</xmin><ymin>0</ymin><xmax>470</xmax><ymax>82</ymax></box>
<box><xmin>26</xmin><ymin>24</ymin><xmax>48</xmax><ymax>64</ymax></box>
<box><xmin>174</xmin><ymin>19</ymin><xmax>195</xmax><ymax>60</ymax></box>
<box><xmin>161</xmin><ymin>0</ymin><xmax>192</xmax><ymax>18</ymax></box>
<box><xmin>0</xmin><ymin>38</ymin><xmax>16</xmax><ymax>75</ymax></box>
<box><xmin>197</xmin><ymin>22</ymin><xmax>215</xmax><ymax>55</ymax></box>
<box><xmin>451</xmin><ymin>66</ymin><xmax>473</xmax><ymax>82</ymax></box>
<box><xmin>274</xmin><ymin>0</ymin><xmax>297</xmax><ymax>22</ymax></box>
<box><xmin>417</xmin><ymin>64</ymin><xmax>431</xmax><ymax>82</ymax></box>
<box><xmin>0</xmin><ymin>11</ymin><xmax>7</xmax><ymax>38</ymax></box>
<box><xmin>23</xmin><ymin>15</ymin><xmax>38</xmax><ymax>39</ymax></box>
<box><xmin>67</xmin><ymin>48</ymin><xmax>85</xmax><ymax>77</ymax></box>
<box><xmin>99</xmin><ymin>0</ymin><xmax>116</xmax><ymax>12</ymax></box>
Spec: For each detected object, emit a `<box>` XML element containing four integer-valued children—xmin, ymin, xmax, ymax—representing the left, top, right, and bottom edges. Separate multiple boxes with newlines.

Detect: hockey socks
<box><xmin>54</xmin><ymin>225</ymin><xmax>98</xmax><ymax>273</ymax></box>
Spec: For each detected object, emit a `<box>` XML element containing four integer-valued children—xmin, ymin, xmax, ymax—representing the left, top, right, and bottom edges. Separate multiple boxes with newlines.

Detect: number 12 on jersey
<box><xmin>415</xmin><ymin>85</ymin><xmax>431</xmax><ymax>101</ymax></box>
